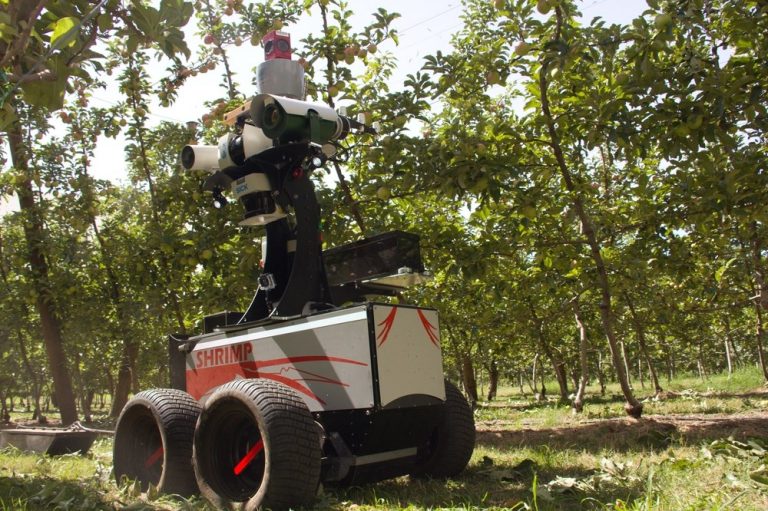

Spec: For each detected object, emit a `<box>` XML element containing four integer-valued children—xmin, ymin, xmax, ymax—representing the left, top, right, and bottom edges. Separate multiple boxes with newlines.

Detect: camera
<box><xmin>180</xmin><ymin>144</ymin><xmax>219</xmax><ymax>173</ymax></box>
<box><xmin>181</xmin><ymin>123</ymin><xmax>274</xmax><ymax>173</ymax></box>
<box><xmin>250</xmin><ymin>93</ymin><xmax>350</xmax><ymax>144</ymax></box>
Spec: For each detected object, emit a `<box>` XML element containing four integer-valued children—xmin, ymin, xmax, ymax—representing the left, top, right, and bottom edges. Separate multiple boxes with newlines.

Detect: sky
<box><xmin>0</xmin><ymin>0</ymin><xmax>650</xmax><ymax>215</ymax></box>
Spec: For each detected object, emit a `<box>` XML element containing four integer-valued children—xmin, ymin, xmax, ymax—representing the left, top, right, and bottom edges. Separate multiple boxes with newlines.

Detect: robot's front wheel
<box><xmin>193</xmin><ymin>378</ymin><xmax>321</xmax><ymax>511</ymax></box>
<box><xmin>113</xmin><ymin>388</ymin><xmax>201</xmax><ymax>495</ymax></box>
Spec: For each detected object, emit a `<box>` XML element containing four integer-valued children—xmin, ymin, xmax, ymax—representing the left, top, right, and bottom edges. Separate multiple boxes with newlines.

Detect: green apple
<box><xmin>654</xmin><ymin>13</ymin><xmax>672</xmax><ymax>30</ymax></box>
<box><xmin>686</xmin><ymin>114</ymin><xmax>703</xmax><ymax>130</ymax></box>
<box><xmin>514</xmin><ymin>41</ymin><xmax>531</xmax><ymax>56</ymax></box>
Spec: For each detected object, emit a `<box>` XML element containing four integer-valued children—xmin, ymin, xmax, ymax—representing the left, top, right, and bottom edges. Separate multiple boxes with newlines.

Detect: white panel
<box><xmin>373</xmin><ymin>305</ymin><xmax>445</xmax><ymax>407</ymax></box>
<box><xmin>188</xmin><ymin>306</ymin><xmax>374</xmax><ymax>412</ymax></box>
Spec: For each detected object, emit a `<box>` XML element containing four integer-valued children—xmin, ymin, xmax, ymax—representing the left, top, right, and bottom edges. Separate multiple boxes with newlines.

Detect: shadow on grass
<box><xmin>478</xmin><ymin>393</ymin><xmax>628</xmax><ymax>413</ymax></box>
<box><xmin>477</xmin><ymin>413</ymin><xmax>768</xmax><ymax>453</ymax></box>
<box><xmin>0</xmin><ymin>475</ymin><xmax>112</xmax><ymax>510</ymax></box>
<box><xmin>482</xmin><ymin>389</ymin><xmax>768</xmax><ymax>414</ymax></box>
<box><xmin>686</xmin><ymin>390</ymin><xmax>768</xmax><ymax>400</ymax></box>
<box><xmin>326</xmin><ymin>461</ymin><xmax>646</xmax><ymax>510</ymax></box>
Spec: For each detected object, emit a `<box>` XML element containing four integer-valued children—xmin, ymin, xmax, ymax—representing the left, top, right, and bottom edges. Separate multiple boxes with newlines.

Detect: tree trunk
<box><xmin>7</xmin><ymin>113</ymin><xmax>78</xmax><ymax>425</ymax></box>
<box><xmin>552</xmin><ymin>360</ymin><xmax>569</xmax><ymax>403</ymax></box>
<box><xmin>572</xmin><ymin>299</ymin><xmax>589</xmax><ymax>413</ymax></box>
<box><xmin>596</xmin><ymin>351</ymin><xmax>606</xmax><ymax>396</ymax></box>
<box><xmin>460</xmin><ymin>353</ymin><xmax>478</xmax><ymax>407</ymax></box>
<box><xmin>0</xmin><ymin>393</ymin><xmax>8</xmax><ymax>423</ymax></box>
<box><xmin>620</xmin><ymin>341</ymin><xmax>632</xmax><ymax>387</ymax></box>
<box><xmin>570</xmin><ymin>369</ymin><xmax>579</xmax><ymax>395</ymax></box>
<box><xmin>527</xmin><ymin>300</ymin><xmax>569</xmax><ymax>402</ymax></box>
<box><xmin>754</xmin><ymin>305</ymin><xmax>768</xmax><ymax>381</ymax></box>
<box><xmin>624</xmin><ymin>292</ymin><xmax>663</xmax><ymax>395</ymax></box>
<box><xmin>82</xmin><ymin>390</ymin><xmax>94</xmax><ymax>422</ymax></box>
<box><xmin>487</xmin><ymin>359</ymin><xmax>499</xmax><ymax>401</ymax></box>
<box><xmin>724</xmin><ymin>316</ymin><xmax>738</xmax><ymax>371</ymax></box>
<box><xmin>538</xmin><ymin>13</ymin><xmax>642</xmax><ymax>418</ymax></box>
<box><xmin>697</xmin><ymin>338</ymin><xmax>708</xmax><ymax>381</ymax></box>
<box><xmin>724</xmin><ymin>336</ymin><xmax>733</xmax><ymax>378</ymax></box>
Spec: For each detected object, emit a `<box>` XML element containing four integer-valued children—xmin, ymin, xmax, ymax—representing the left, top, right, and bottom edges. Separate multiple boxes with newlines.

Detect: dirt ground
<box><xmin>477</xmin><ymin>388</ymin><xmax>768</xmax><ymax>451</ymax></box>
<box><xmin>477</xmin><ymin>411</ymin><xmax>768</xmax><ymax>451</ymax></box>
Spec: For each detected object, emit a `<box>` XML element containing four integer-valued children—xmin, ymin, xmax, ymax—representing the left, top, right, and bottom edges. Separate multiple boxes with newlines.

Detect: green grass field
<box><xmin>2</xmin><ymin>367</ymin><xmax>768</xmax><ymax>510</ymax></box>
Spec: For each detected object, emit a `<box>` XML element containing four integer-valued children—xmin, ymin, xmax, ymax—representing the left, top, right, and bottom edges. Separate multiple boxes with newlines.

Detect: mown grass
<box><xmin>2</xmin><ymin>367</ymin><xmax>768</xmax><ymax>510</ymax></box>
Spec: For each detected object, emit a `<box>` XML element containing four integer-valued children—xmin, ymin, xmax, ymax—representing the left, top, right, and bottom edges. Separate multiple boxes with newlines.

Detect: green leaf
<box><xmin>0</xmin><ymin>101</ymin><xmax>17</xmax><ymax>131</ymax></box>
<box><xmin>50</xmin><ymin>16</ymin><xmax>79</xmax><ymax>48</ymax></box>
<box><xmin>20</xmin><ymin>79</ymin><xmax>66</xmax><ymax>111</ymax></box>
<box><xmin>97</xmin><ymin>13</ymin><xmax>113</xmax><ymax>32</ymax></box>
<box><xmin>714</xmin><ymin>257</ymin><xmax>737</xmax><ymax>284</ymax></box>
<box><xmin>0</xmin><ymin>21</ymin><xmax>18</xmax><ymax>41</ymax></box>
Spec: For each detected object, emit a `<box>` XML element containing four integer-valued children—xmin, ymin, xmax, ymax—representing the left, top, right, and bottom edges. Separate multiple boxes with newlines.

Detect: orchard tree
<box><xmin>0</xmin><ymin>0</ymin><xmax>192</xmax><ymax>424</ymax></box>
<box><xmin>625</xmin><ymin>0</ymin><xmax>768</xmax><ymax>380</ymax></box>
<box><xmin>399</xmin><ymin>0</ymin><xmax>649</xmax><ymax>416</ymax></box>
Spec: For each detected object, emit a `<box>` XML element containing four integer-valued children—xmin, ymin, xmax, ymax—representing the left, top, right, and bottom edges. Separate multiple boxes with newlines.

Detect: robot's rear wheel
<box><xmin>411</xmin><ymin>379</ymin><xmax>475</xmax><ymax>478</ymax></box>
<box><xmin>113</xmin><ymin>388</ymin><xmax>201</xmax><ymax>495</ymax></box>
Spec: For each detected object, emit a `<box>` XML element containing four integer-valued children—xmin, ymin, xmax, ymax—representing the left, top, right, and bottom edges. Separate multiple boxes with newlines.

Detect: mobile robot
<box><xmin>112</xmin><ymin>31</ymin><xmax>475</xmax><ymax>510</ymax></box>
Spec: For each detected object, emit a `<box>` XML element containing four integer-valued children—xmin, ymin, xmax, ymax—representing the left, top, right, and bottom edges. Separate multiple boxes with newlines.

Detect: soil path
<box><xmin>477</xmin><ymin>409</ymin><xmax>768</xmax><ymax>452</ymax></box>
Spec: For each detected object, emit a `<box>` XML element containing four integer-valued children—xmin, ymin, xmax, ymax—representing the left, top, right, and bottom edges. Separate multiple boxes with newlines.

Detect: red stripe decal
<box><xmin>144</xmin><ymin>445</ymin><xmax>163</xmax><ymax>469</ymax></box>
<box><xmin>376</xmin><ymin>307</ymin><xmax>398</xmax><ymax>347</ymax></box>
<box><xmin>292</xmin><ymin>368</ymin><xmax>349</xmax><ymax>387</ymax></box>
<box><xmin>254</xmin><ymin>371</ymin><xmax>328</xmax><ymax>405</ymax></box>
<box><xmin>254</xmin><ymin>355</ymin><xmax>368</xmax><ymax>368</ymax></box>
<box><xmin>234</xmin><ymin>439</ymin><xmax>264</xmax><ymax>475</ymax></box>
<box><xmin>417</xmin><ymin>309</ymin><xmax>440</xmax><ymax>347</ymax></box>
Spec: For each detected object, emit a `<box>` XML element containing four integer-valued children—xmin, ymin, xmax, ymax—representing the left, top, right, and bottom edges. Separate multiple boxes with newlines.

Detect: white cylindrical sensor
<box><xmin>180</xmin><ymin>145</ymin><xmax>220</xmax><ymax>172</ymax></box>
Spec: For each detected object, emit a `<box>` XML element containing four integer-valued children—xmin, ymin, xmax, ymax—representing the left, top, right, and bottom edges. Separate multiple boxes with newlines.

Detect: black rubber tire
<box><xmin>193</xmin><ymin>378</ymin><xmax>321</xmax><ymax>511</ymax></box>
<box><xmin>113</xmin><ymin>388</ymin><xmax>201</xmax><ymax>496</ymax></box>
<box><xmin>411</xmin><ymin>380</ymin><xmax>475</xmax><ymax>478</ymax></box>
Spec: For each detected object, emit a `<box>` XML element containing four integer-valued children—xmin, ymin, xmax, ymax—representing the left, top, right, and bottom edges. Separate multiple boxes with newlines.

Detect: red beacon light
<box><xmin>262</xmin><ymin>30</ymin><xmax>292</xmax><ymax>60</ymax></box>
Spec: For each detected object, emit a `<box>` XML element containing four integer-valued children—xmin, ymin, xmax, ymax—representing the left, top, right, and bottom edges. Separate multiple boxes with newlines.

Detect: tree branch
<box><xmin>6</xmin><ymin>70</ymin><xmax>58</xmax><ymax>83</ymax></box>
<box><xmin>0</xmin><ymin>0</ymin><xmax>49</xmax><ymax>69</ymax></box>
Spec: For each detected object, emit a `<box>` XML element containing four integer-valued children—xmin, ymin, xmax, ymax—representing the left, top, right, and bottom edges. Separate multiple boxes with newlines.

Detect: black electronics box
<box><xmin>201</xmin><ymin>311</ymin><xmax>244</xmax><ymax>333</ymax></box>
<box><xmin>323</xmin><ymin>231</ymin><xmax>424</xmax><ymax>287</ymax></box>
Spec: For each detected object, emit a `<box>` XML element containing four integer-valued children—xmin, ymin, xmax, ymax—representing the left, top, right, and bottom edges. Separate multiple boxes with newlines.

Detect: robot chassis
<box><xmin>112</xmin><ymin>31</ymin><xmax>475</xmax><ymax>510</ymax></box>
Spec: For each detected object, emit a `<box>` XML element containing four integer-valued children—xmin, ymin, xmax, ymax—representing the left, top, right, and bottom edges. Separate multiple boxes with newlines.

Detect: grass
<box><xmin>2</xmin><ymin>367</ymin><xmax>768</xmax><ymax>510</ymax></box>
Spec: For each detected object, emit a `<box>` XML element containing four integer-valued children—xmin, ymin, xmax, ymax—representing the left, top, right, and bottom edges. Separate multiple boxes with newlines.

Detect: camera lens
<box><xmin>181</xmin><ymin>146</ymin><xmax>195</xmax><ymax>169</ymax></box>
<box><xmin>264</xmin><ymin>104</ymin><xmax>282</xmax><ymax>129</ymax></box>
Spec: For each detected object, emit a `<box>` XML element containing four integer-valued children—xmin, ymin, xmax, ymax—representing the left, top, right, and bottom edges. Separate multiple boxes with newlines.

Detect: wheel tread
<box><xmin>114</xmin><ymin>388</ymin><xmax>201</xmax><ymax>496</ymax></box>
<box><xmin>411</xmin><ymin>380</ymin><xmax>475</xmax><ymax>478</ymax></box>
<box><xmin>194</xmin><ymin>378</ymin><xmax>320</xmax><ymax>510</ymax></box>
